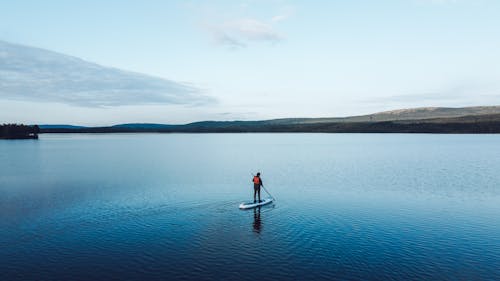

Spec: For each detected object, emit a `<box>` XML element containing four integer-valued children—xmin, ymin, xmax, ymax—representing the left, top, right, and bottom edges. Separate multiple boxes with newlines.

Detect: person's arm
<box><xmin>260</xmin><ymin>177</ymin><xmax>263</xmax><ymax>187</ymax></box>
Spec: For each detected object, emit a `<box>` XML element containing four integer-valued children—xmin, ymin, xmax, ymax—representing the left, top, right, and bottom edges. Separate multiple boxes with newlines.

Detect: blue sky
<box><xmin>1</xmin><ymin>0</ymin><xmax>499</xmax><ymax>125</ymax></box>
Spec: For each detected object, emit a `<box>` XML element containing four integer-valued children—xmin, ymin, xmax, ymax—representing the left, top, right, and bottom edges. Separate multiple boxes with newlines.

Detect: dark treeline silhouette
<box><xmin>0</xmin><ymin>124</ymin><xmax>39</xmax><ymax>139</ymax></box>
<box><xmin>39</xmin><ymin>114</ymin><xmax>500</xmax><ymax>134</ymax></box>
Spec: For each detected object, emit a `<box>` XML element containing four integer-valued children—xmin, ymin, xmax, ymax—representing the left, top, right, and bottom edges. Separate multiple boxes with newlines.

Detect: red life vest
<box><xmin>253</xmin><ymin>176</ymin><xmax>261</xmax><ymax>185</ymax></box>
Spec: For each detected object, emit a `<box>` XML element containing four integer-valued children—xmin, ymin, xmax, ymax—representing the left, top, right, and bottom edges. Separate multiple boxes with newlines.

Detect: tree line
<box><xmin>0</xmin><ymin>124</ymin><xmax>39</xmax><ymax>139</ymax></box>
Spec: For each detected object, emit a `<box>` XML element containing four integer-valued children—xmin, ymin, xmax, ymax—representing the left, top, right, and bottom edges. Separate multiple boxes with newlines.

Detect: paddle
<box><xmin>261</xmin><ymin>184</ymin><xmax>275</xmax><ymax>201</ymax></box>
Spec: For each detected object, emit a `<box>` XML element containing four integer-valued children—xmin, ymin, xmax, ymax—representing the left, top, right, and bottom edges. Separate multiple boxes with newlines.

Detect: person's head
<box><xmin>257</xmin><ymin>172</ymin><xmax>260</xmax><ymax>176</ymax></box>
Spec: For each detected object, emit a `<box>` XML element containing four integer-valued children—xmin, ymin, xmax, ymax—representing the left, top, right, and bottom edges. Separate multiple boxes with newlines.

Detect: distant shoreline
<box><xmin>39</xmin><ymin>113</ymin><xmax>500</xmax><ymax>134</ymax></box>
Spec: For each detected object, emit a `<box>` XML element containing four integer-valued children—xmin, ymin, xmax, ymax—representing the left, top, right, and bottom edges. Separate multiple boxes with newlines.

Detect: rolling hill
<box><xmin>38</xmin><ymin>106</ymin><xmax>500</xmax><ymax>134</ymax></box>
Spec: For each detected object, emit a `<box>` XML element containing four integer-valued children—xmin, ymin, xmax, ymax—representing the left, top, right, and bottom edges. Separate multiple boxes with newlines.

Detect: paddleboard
<box><xmin>239</xmin><ymin>198</ymin><xmax>273</xmax><ymax>209</ymax></box>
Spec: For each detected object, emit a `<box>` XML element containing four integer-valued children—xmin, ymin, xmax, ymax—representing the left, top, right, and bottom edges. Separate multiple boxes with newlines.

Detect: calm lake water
<box><xmin>1</xmin><ymin>133</ymin><xmax>500</xmax><ymax>281</ymax></box>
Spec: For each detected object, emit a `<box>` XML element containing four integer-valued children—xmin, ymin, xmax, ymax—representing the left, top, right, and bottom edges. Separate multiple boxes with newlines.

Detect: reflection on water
<box><xmin>253</xmin><ymin>208</ymin><xmax>262</xmax><ymax>234</ymax></box>
<box><xmin>1</xmin><ymin>133</ymin><xmax>500</xmax><ymax>281</ymax></box>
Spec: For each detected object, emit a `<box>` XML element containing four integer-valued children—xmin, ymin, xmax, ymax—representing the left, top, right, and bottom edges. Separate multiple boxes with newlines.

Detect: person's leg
<box><xmin>254</xmin><ymin>186</ymin><xmax>257</xmax><ymax>203</ymax></box>
<box><xmin>258</xmin><ymin>187</ymin><xmax>261</xmax><ymax>202</ymax></box>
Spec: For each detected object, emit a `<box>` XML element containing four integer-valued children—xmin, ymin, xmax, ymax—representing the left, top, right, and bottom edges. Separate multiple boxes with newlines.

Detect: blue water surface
<box><xmin>1</xmin><ymin>133</ymin><xmax>499</xmax><ymax>280</ymax></box>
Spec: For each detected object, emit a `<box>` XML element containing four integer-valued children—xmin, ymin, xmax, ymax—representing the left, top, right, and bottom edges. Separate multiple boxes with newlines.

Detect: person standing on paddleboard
<box><xmin>252</xmin><ymin>173</ymin><xmax>263</xmax><ymax>203</ymax></box>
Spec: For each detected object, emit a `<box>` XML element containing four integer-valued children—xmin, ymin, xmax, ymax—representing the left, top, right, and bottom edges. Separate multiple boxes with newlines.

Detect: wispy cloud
<box><xmin>213</xmin><ymin>31</ymin><xmax>247</xmax><ymax>48</ymax></box>
<box><xmin>364</xmin><ymin>82</ymin><xmax>500</xmax><ymax>106</ymax></box>
<box><xmin>207</xmin><ymin>18</ymin><xmax>284</xmax><ymax>48</ymax></box>
<box><xmin>0</xmin><ymin>41</ymin><xmax>215</xmax><ymax>107</ymax></box>
<box><xmin>271</xmin><ymin>6</ymin><xmax>295</xmax><ymax>22</ymax></box>
<box><xmin>198</xmin><ymin>3</ymin><xmax>294</xmax><ymax>48</ymax></box>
